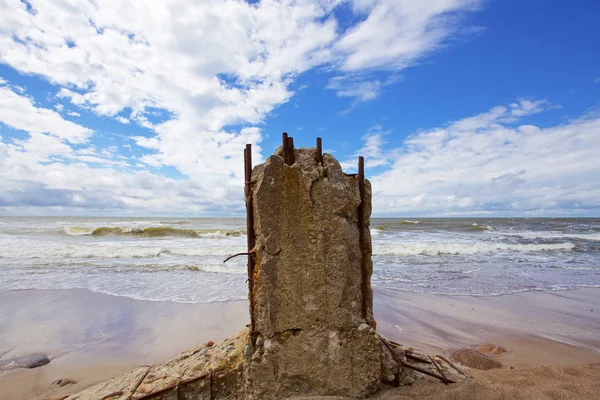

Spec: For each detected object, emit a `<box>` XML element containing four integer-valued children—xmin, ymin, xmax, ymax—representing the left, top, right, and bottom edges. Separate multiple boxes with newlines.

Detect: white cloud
<box><xmin>327</xmin><ymin>0</ymin><xmax>482</xmax><ymax>101</ymax></box>
<box><xmin>115</xmin><ymin>116</ymin><xmax>130</xmax><ymax>124</ymax></box>
<box><xmin>338</xmin><ymin>0</ymin><xmax>481</xmax><ymax>71</ymax></box>
<box><xmin>327</xmin><ymin>76</ymin><xmax>382</xmax><ymax>102</ymax></box>
<box><xmin>0</xmin><ymin>0</ymin><xmax>490</xmax><ymax>214</ymax></box>
<box><xmin>341</xmin><ymin>125</ymin><xmax>394</xmax><ymax>170</ymax></box>
<box><xmin>0</xmin><ymin>84</ymin><xmax>92</xmax><ymax>143</ymax></box>
<box><xmin>370</xmin><ymin>100</ymin><xmax>600</xmax><ymax>216</ymax></box>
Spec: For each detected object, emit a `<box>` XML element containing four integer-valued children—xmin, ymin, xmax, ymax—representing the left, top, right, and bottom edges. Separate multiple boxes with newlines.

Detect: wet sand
<box><xmin>1</xmin><ymin>287</ymin><xmax>599</xmax><ymax>399</ymax></box>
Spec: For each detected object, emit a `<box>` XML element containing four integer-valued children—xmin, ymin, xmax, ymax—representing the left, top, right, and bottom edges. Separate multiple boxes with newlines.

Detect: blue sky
<box><xmin>0</xmin><ymin>0</ymin><xmax>599</xmax><ymax>216</ymax></box>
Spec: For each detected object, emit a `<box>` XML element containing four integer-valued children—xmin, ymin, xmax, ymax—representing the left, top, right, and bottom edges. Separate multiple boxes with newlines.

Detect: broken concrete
<box><xmin>62</xmin><ymin>144</ymin><xmax>464</xmax><ymax>400</ymax></box>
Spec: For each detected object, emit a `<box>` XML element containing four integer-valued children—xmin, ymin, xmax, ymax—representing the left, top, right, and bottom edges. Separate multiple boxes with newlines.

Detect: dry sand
<box><xmin>1</xmin><ymin>287</ymin><xmax>599</xmax><ymax>399</ymax></box>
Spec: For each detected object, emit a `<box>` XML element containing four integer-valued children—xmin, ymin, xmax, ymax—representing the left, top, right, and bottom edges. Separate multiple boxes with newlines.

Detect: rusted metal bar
<box><xmin>126</xmin><ymin>366</ymin><xmax>150</xmax><ymax>400</ymax></box>
<box><xmin>405</xmin><ymin>351</ymin><xmax>433</xmax><ymax>364</ymax></box>
<box><xmin>223</xmin><ymin>251</ymin><xmax>253</xmax><ymax>263</ymax></box>
<box><xmin>400</xmin><ymin>361</ymin><xmax>455</xmax><ymax>384</ymax></box>
<box><xmin>245</xmin><ymin>144</ymin><xmax>256</xmax><ymax>335</ymax></box>
<box><xmin>428</xmin><ymin>355</ymin><xmax>449</xmax><ymax>385</ymax></box>
<box><xmin>358</xmin><ymin>156</ymin><xmax>367</xmax><ymax>320</ymax></box>
<box><xmin>287</xmin><ymin>137</ymin><xmax>295</xmax><ymax>164</ymax></box>
<box><xmin>437</xmin><ymin>355</ymin><xmax>470</xmax><ymax>378</ymax></box>
<box><xmin>282</xmin><ymin>132</ymin><xmax>289</xmax><ymax>164</ymax></box>
<box><xmin>316</xmin><ymin>137</ymin><xmax>322</xmax><ymax>164</ymax></box>
<box><xmin>383</xmin><ymin>339</ymin><xmax>432</xmax><ymax>364</ymax></box>
<box><xmin>380</xmin><ymin>338</ymin><xmax>401</xmax><ymax>387</ymax></box>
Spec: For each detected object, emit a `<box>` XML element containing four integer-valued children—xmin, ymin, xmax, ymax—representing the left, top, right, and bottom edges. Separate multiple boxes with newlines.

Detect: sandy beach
<box><xmin>0</xmin><ymin>287</ymin><xmax>598</xmax><ymax>399</ymax></box>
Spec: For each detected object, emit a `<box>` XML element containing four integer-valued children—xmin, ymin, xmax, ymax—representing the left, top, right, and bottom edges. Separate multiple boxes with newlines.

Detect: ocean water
<box><xmin>0</xmin><ymin>217</ymin><xmax>599</xmax><ymax>303</ymax></box>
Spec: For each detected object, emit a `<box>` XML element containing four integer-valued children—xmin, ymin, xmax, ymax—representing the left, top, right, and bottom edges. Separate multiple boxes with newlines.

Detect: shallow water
<box><xmin>0</xmin><ymin>217</ymin><xmax>598</xmax><ymax>302</ymax></box>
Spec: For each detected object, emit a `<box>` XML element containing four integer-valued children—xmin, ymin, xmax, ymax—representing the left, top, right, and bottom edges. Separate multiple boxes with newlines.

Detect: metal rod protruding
<box><xmin>244</xmin><ymin>144</ymin><xmax>256</xmax><ymax>335</ymax></box>
<box><xmin>316</xmin><ymin>137</ymin><xmax>322</xmax><ymax>164</ymax></box>
<box><xmin>282</xmin><ymin>132</ymin><xmax>289</xmax><ymax>164</ymax></box>
<box><xmin>358</xmin><ymin>156</ymin><xmax>367</xmax><ymax>320</ymax></box>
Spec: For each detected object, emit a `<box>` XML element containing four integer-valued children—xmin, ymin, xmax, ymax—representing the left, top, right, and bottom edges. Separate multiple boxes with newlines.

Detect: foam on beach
<box><xmin>1</xmin><ymin>216</ymin><xmax>599</xmax><ymax>303</ymax></box>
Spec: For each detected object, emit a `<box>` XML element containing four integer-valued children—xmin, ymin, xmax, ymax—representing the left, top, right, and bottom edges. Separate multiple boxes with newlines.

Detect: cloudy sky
<box><xmin>0</xmin><ymin>0</ymin><xmax>599</xmax><ymax>217</ymax></box>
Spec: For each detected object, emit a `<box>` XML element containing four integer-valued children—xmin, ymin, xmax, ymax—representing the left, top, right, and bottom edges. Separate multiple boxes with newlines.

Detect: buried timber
<box><xmin>64</xmin><ymin>137</ymin><xmax>463</xmax><ymax>400</ymax></box>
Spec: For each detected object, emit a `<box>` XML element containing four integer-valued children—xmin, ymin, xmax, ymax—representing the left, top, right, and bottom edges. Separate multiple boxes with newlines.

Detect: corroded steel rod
<box><xmin>287</xmin><ymin>137</ymin><xmax>295</xmax><ymax>164</ymax></box>
<box><xmin>358</xmin><ymin>156</ymin><xmax>367</xmax><ymax>320</ymax></box>
<box><xmin>282</xmin><ymin>132</ymin><xmax>289</xmax><ymax>164</ymax></box>
<box><xmin>380</xmin><ymin>338</ymin><xmax>401</xmax><ymax>387</ymax></box>
<box><xmin>244</xmin><ymin>144</ymin><xmax>256</xmax><ymax>334</ymax></box>
<box><xmin>316</xmin><ymin>137</ymin><xmax>322</xmax><ymax>163</ymax></box>
<box><xmin>223</xmin><ymin>252</ymin><xmax>253</xmax><ymax>263</ymax></box>
<box><xmin>400</xmin><ymin>361</ymin><xmax>455</xmax><ymax>384</ymax></box>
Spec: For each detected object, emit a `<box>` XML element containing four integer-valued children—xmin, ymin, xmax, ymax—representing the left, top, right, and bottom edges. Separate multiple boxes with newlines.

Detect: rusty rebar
<box><xmin>244</xmin><ymin>144</ymin><xmax>256</xmax><ymax>335</ymax></box>
<box><xmin>282</xmin><ymin>132</ymin><xmax>289</xmax><ymax>164</ymax></box>
<box><xmin>358</xmin><ymin>156</ymin><xmax>367</xmax><ymax>320</ymax></box>
<box><xmin>223</xmin><ymin>251</ymin><xmax>253</xmax><ymax>263</ymax></box>
<box><xmin>436</xmin><ymin>355</ymin><xmax>470</xmax><ymax>378</ymax></box>
<box><xmin>126</xmin><ymin>366</ymin><xmax>150</xmax><ymax>400</ymax></box>
<box><xmin>316</xmin><ymin>137</ymin><xmax>322</xmax><ymax>164</ymax></box>
<box><xmin>287</xmin><ymin>137</ymin><xmax>295</xmax><ymax>164</ymax></box>
<box><xmin>380</xmin><ymin>338</ymin><xmax>401</xmax><ymax>387</ymax></box>
<box><xmin>406</xmin><ymin>352</ymin><xmax>433</xmax><ymax>364</ymax></box>
<box><xmin>428</xmin><ymin>355</ymin><xmax>449</xmax><ymax>385</ymax></box>
<box><xmin>400</xmin><ymin>361</ymin><xmax>455</xmax><ymax>384</ymax></box>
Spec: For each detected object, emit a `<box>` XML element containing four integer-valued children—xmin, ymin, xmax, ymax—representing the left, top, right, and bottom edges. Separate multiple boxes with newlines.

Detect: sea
<box><xmin>0</xmin><ymin>217</ymin><xmax>599</xmax><ymax>303</ymax></box>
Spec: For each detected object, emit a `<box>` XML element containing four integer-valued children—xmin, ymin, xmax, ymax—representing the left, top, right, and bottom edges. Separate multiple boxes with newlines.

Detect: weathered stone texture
<box><xmin>245</xmin><ymin>147</ymin><xmax>380</xmax><ymax>399</ymax></box>
<box><xmin>64</xmin><ymin>145</ymin><xmax>453</xmax><ymax>400</ymax></box>
<box><xmin>251</xmin><ymin>147</ymin><xmax>373</xmax><ymax>336</ymax></box>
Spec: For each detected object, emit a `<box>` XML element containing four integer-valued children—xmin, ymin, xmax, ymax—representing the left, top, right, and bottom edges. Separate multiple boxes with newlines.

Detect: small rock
<box><xmin>53</xmin><ymin>378</ymin><xmax>77</xmax><ymax>387</ymax></box>
<box><xmin>225</xmin><ymin>345</ymin><xmax>235</xmax><ymax>353</ymax></box>
<box><xmin>193</xmin><ymin>362</ymin><xmax>204</xmax><ymax>371</ymax></box>
<box><xmin>136</xmin><ymin>384</ymin><xmax>153</xmax><ymax>393</ymax></box>
<box><xmin>358</xmin><ymin>323</ymin><xmax>370</xmax><ymax>331</ymax></box>
<box><xmin>255</xmin><ymin>335</ymin><xmax>264</xmax><ymax>348</ymax></box>
<box><xmin>451</xmin><ymin>348</ymin><xmax>502</xmax><ymax>370</ymax></box>
<box><xmin>244</xmin><ymin>344</ymin><xmax>253</xmax><ymax>358</ymax></box>
<box><xmin>476</xmin><ymin>343</ymin><xmax>506</xmax><ymax>356</ymax></box>
<box><xmin>198</xmin><ymin>348</ymin><xmax>208</xmax><ymax>356</ymax></box>
<box><xmin>0</xmin><ymin>354</ymin><xmax>51</xmax><ymax>371</ymax></box>
<box><xmin>203</xmin><ymin>340</ymin><xmax>214</xmax><ymax>347</ymax></box>
<box><xmin>369</xmin><ymin>319</ymin><xmax>377</xmax><ymax>329</ymax></box>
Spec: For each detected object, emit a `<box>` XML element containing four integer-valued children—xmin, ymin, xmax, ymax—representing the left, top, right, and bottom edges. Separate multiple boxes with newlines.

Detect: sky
<box><xmin>0</xmin><ymin>0</ymin><xmax>599</xmax><ymax>217</ymax></box>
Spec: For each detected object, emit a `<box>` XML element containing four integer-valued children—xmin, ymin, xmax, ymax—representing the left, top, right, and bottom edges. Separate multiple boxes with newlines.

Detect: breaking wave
<box><xmin>64</xmin><ymin>226</ymin><xmax>244</xmax><ymax>238</ymax></box>
<box><xmin>373</xmin><ymin>242</ymin><xmax>575</xmax><ymax>256</ymax></box>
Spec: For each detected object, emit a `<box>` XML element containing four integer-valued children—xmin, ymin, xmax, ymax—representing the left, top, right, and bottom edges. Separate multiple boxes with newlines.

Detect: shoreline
<box><xmin>1</xmin><ymin>287</ymin><xmax>599</xmax><ymax>399</ymax></box>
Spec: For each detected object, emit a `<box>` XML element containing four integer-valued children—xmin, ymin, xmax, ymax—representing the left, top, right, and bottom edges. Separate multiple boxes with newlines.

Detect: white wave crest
<box><xmin>373</xmin><ymin>242</ymin><xmax>575</xmax><ymax>256</ymax></box>
<box><xmin>507</xmin><ymin>231</ymin><xmax>600</xmax><ymax>241</ymax></box>
<box><xmin>370</xmin><ymin>228</ymin><xmax>383</xmax><ymax>236</ymax></box>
